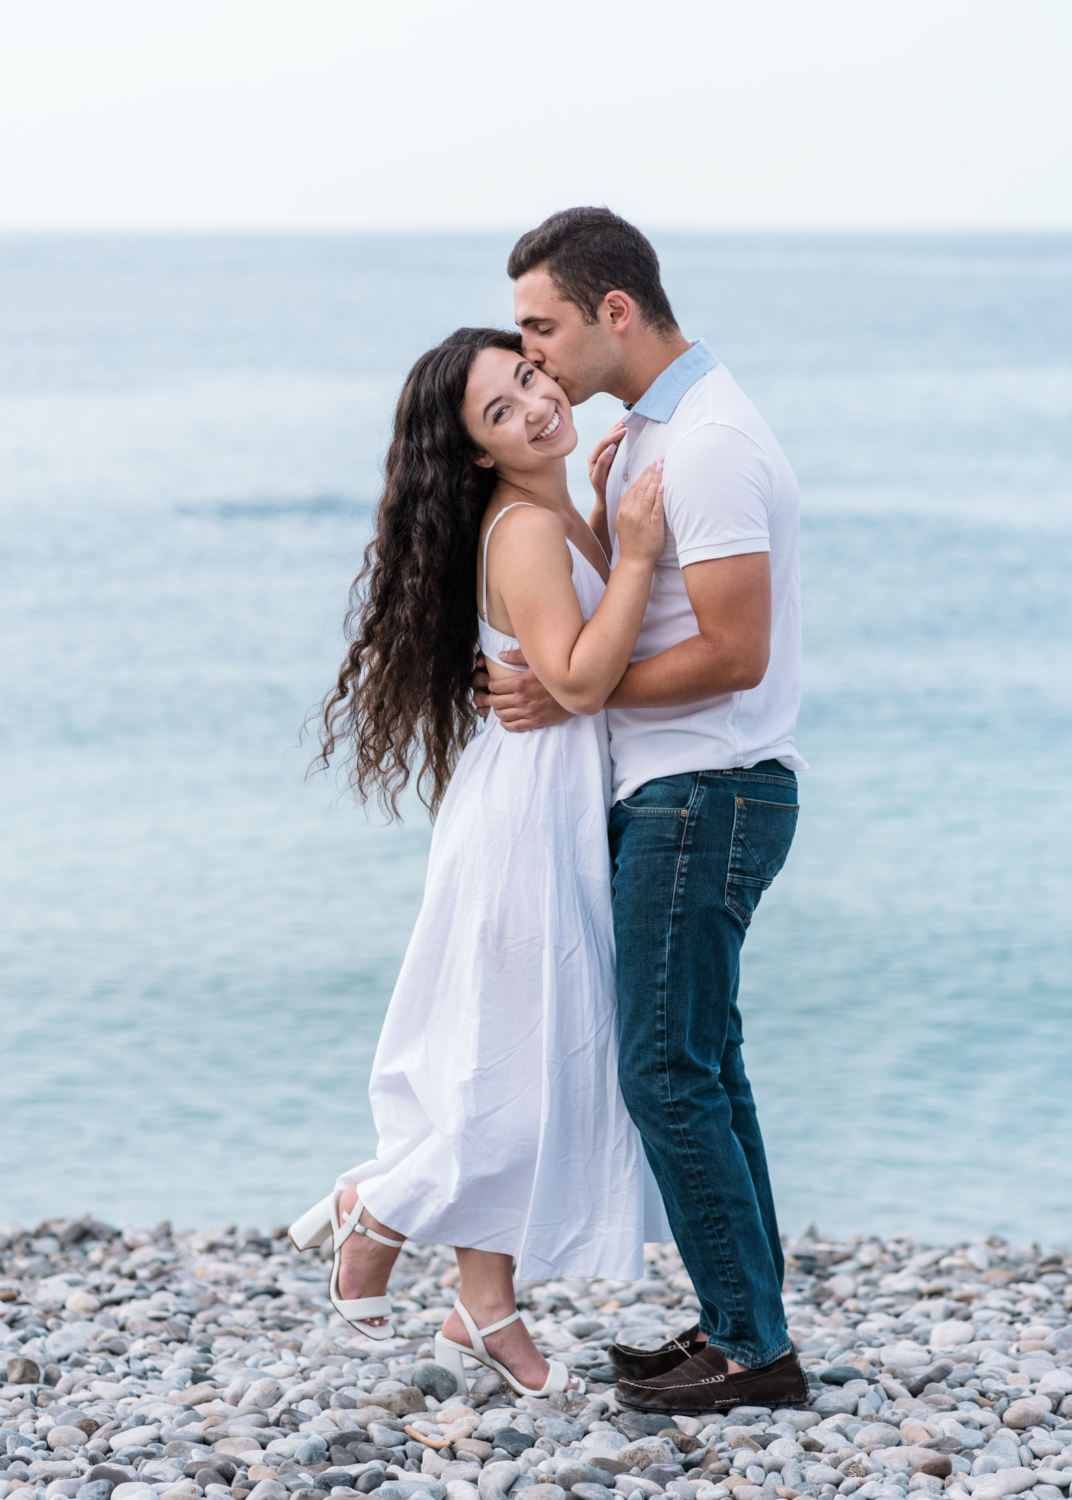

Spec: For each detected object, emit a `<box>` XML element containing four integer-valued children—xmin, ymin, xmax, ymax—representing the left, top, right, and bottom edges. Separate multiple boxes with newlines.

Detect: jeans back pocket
<box><xmin>725</xmin><ymin>795</ymin><xmax>799</xmax><ymax>926</ymax></box>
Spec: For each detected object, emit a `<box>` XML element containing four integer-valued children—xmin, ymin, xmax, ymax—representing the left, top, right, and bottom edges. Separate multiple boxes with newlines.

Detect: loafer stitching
<box><xmin>623</xmin><ymin>1371</ymin><xmax>728</xmax><ymax>1391</ymax></box>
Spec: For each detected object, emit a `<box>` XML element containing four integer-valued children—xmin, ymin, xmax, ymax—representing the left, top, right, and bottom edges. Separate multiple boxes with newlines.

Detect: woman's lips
<box><xmin>532</xmin><ymin>408</ymin><xmax>563</xmax><ymax>442</ymax></box>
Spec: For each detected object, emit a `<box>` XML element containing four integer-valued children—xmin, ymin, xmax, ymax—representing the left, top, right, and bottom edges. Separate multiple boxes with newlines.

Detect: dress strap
<box><xmin>482</xmin><ymin>502</ymin><xmax>536</xmax><ymax>623</ymax></box>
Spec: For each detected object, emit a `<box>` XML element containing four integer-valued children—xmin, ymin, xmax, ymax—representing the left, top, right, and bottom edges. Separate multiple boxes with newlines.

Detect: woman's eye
<box><xmin>493</xmin><ymin>406</ymin><xmax>507</xmax><ymax>424</ymax></box>
<box><xmin>521</xmin><ymin>367</ymin><xmax>533</xmax><ymax>386</ymax></box>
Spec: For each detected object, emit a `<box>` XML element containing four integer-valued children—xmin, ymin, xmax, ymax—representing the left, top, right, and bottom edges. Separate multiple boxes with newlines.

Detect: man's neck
<box><xmin>611</xmin><ymin>327</ymin><xmax>693</xmax><ymax>408</ymax></box>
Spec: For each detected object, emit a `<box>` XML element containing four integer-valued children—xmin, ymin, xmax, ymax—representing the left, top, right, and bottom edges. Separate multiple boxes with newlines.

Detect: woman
<box><xmin>290</xmin><ymin>327</ymin><xmax>668</xmax><ymax>1399</ymax></box>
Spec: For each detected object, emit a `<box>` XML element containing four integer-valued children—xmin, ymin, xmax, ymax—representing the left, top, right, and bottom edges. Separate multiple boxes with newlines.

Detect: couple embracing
<box><xmin>289</xmin><ymin>208</ymin><xmax>809</xmax><ymax>1415</ymax></box>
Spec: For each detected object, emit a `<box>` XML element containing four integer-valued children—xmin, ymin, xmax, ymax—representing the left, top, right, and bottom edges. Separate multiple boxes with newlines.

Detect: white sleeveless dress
<box><xmin>335</xmin><ymin>506</ymin><xmax>668</xmax><ymax>1279</ymax></box>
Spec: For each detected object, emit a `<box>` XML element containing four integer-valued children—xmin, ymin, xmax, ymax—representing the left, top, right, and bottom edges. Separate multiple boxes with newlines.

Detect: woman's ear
<box><xmin>473</xmin><ymin>451</ymin><xmax>495</xmax><ymax>469</ymax></box>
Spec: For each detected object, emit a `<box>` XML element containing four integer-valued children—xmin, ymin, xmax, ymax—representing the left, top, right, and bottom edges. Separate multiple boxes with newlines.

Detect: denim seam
<box><xmin>670</xmin><ymin>775</ymin><xmax>702</xmax><ymax>907</ymax></box>
<box><xmin>725</xmin><ymin>798</ymin><xmax>752</xmax><ymax>927</ymax></box>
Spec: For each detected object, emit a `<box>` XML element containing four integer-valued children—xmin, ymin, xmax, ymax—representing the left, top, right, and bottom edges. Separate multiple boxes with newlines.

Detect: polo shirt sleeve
<box><xmin>663</xmin><ymin>422</ymin><xmax>771</xmax><ymax>567</ymax></box>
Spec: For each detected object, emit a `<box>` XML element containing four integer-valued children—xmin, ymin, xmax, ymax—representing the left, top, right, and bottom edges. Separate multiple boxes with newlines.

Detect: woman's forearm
<box><xmin>516</xmin><ymin>557</ymin><xmax>654</xmax><ymax>717</ymax></box>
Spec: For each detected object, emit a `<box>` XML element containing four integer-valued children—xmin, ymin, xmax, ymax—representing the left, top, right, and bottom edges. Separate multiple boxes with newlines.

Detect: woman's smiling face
<box><xmin>461</xmin><ymin>345</ymin><xmax>577</xmax><ymax>473</ymax></box>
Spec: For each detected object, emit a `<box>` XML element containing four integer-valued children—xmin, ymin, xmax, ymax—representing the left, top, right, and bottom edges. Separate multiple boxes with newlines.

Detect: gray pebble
<box><xmin>617</xmin><ymin>1415</ymin><xmax>671</xmax><ymax>1439</ymax></box>
<box><xmin>535</xmin><ymin>1421</ymin><xmax>582</xmax><ymax>1446</ymax></box>
<box><xmin>478</xmin><ymin>1462</ymin><xmax>520</xmax><ymax>1498</ymax></box>
<box><xmin>811</xmin><ymin>1392</ymin><xmax>858</xmax><ymax>1416</ymax></box>
<box><xmin>412</xmin><ymin>1363</ymin><xmax>462</xmax><ymax>1402</ymax></box>
<box><xmin>492</xmin><ymin>1431</ymin><xmax>533</xmax><ymax>1458</ymax></box>
<box><xmin>444</xmin><ymin>1485</ymin><xmax>480</xmax><ymax>1500</ymax></box>
<box><xmin>642</xmin><ymin>1466</ymin><xmax>684</xmax><ymax>1488</ymax></box>
<box><xmin>239</xmin><ymin>1379</ymin><xmax>284</xmax><ymax>1412</ymax></box>
<box><xmin>76</xmin><ymin>1484</ymin><xmax>114</xmax><ymax>1500</ymax></box>
<box><xmin>369</xmin><ymin>1424</ymin><xmax>407</xmax><ymax>1448</ymax></box>
<box><xmin>84</xmin><ymin>1468</ymin><xmax>136</xmax><ymax>1488</ymax></box>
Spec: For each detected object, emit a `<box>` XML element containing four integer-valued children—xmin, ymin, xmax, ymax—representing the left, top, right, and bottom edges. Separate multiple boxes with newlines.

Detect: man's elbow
<box><xmin>718</xmin><ymin>638</ymin><xmax>770</xmax><ymax>693</ymax></box>
<box><xmin>736</xmin><ymin>653</ymin><xmax>769</xmax><ymax>691</ymax></box>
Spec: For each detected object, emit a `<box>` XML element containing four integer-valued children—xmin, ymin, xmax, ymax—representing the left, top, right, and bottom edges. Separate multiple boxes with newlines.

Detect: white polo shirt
<box><xmin>605</xmin><ymin>339</ymin><xmax>806</xmax><ymax>803</ymax></box>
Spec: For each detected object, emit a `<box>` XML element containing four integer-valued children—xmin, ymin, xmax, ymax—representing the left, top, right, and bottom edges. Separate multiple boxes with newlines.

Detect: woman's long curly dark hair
<box><xmin>314</xmin><ymin>327</ymin><xmax>523</xmax><ymax>817</ymax></box>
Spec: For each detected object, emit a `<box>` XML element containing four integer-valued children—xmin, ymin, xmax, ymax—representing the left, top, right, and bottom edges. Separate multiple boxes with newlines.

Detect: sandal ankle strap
<box><xmin>351</xmin><ymin>1219</ymin><xmax>406</xmax><ymax>1249</ymax></box>
<box><xmin>477</xmin><ymin>1308</ymin><xmax>523</xmax><ymax>1337</ymax></box>
<box><xmin>334</xmin><ymin>1196</ymin><xmax>405</xmax><ymax>1252</ymax></box>
<box><xmin>453</xmin><ymin>1298</ymin><xmax>522</xmax><ymax>1351</ymax></box>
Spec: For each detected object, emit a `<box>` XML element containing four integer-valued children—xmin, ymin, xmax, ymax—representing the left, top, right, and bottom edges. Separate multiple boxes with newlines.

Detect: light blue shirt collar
<box><xmin>627</xmin><ymin>338</ymin><xmax>718</xmax><ymax>423</ymax></box>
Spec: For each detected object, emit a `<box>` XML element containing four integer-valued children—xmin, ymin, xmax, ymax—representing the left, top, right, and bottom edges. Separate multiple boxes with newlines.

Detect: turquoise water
<box><xmin>1</xmin><ymin>233</ymin><xmax>1070</xmax><ymax>1243</ymax></box>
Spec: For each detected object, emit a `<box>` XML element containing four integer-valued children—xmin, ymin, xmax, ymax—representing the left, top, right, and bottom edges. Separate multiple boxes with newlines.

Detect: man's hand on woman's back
<box><xmin>472</xmin><ymin>652</ymin><xmax>574</xmax><ymax>732</ymax></box>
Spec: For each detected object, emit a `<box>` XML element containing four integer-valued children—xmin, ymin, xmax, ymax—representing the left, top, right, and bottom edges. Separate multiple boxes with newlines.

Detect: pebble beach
<box><xmin>3</xmin><ymin>1222</ymin><xmax>1070</xmax><ymax>1500</ymax></box>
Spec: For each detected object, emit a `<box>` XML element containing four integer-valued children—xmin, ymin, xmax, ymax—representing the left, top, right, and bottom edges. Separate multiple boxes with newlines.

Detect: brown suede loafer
<box><xmin>616</xmin><ymin>1342</ymin><xmax>809</xmax><ymax>1413</ymax></box>
<box><xmin>608</xmin><ymin>1324</ymin><xmax>707</xmax><ymax>1381</ymax></box>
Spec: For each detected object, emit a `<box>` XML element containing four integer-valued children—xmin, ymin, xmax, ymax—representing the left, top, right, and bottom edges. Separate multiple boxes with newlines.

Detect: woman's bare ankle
<box><xmin>335</xmin><ymin>1188</ymin><xmax>403</xmax><ymax>1321</ymax></box>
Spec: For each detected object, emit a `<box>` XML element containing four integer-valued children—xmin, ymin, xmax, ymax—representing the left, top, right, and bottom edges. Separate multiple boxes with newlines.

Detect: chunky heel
<box><xmin>288</xmin><ymin>1193</ymin><xmax>335</xmax><ymax>1251</ymax></box>
<box><xmin>434</xmin><ymin>1334</ymin><xmax>469</xmax><ymax>1392</ymax></box>
<box><xmin>290</xmin><ymin>1189</ymin><xmax>405</xmax><ymax>1339</ymax></box>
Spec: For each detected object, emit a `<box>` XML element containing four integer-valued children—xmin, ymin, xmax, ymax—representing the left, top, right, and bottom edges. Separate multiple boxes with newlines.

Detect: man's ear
<box><xmin>602</xmin><ymin>290</ymin><xmax>633</xmax><ymax>331</ymax></box>
<box><xmin>473</xmin><ymin>451</ymin><xmax>495</xmax><ymax>469</ymax></box>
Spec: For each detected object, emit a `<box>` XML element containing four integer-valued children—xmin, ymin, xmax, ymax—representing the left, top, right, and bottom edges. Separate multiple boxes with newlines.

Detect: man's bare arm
<box><xmin>477</xmin><ymin>552</ymin><xmax>770</xmax><ymax>728</ymax></box>
<box><xmin>604</xmin><ymin>552</ymin><xmax>771</xmax><ymax>709</ymax></box>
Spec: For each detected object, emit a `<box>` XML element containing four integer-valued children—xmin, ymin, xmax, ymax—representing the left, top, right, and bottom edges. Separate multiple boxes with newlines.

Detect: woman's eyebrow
<box><xmin>481</xmin><ymin>364</ymin><xmax>529</xmax><ymax>422</ymax></box>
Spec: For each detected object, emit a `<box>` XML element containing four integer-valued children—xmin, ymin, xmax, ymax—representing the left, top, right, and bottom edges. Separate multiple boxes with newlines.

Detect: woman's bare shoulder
<box><xmin>483</xmin><ymin>501</ymin><xmax>566</xmax><ymax>551</ymax></box>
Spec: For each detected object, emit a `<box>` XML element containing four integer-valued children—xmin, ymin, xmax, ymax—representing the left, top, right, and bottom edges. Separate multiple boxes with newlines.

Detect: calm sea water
<box><xmin>2</xmin><ymin>233</ymin><xmax>1070</xmax><ymax>1245</ymax></box>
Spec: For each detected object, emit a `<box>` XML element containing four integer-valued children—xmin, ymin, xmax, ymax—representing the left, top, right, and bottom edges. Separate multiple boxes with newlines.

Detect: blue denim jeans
<box><xmin>609</xmin><ymin>761</ymin><xmax>798</xmax><ymax>1368</ymax></box>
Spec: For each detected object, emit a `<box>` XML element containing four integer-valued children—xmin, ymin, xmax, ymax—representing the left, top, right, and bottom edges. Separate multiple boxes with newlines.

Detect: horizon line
<box><xmin>2</xmin><ymin>223</ymin><xmax>1072</xmax><ymax>237</ymax></box>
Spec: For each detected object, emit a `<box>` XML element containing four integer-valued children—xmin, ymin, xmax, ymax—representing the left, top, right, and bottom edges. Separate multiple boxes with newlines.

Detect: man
<box><xmin>477</xmin><ymin>207</ymin><xmax>809</xmax><ymax>1413</ymax></box>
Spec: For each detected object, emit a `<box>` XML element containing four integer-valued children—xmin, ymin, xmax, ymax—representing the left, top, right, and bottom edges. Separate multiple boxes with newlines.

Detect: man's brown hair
<box><xmin>508</xmin><ymin>207</ymin><xmax>678</xmax><ymax>333</ymax></box>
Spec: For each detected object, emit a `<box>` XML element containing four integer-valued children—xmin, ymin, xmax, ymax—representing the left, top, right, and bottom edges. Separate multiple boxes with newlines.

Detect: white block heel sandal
<box><xmin>434</xmin><ymin>1298</ymin><xmax>584</xmax><ymax>1398</ymax></box>
<box><xmin>288</xmin><ymin>1191</ymin><xmax>404</xmax><ymax>1341</ymax></box>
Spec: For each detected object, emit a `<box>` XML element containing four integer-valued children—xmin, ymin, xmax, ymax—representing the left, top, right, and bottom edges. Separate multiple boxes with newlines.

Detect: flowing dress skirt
<box><xmin>337</xmin><ymin>550</ymin><xmax>668</xmax><ymax>1279</ymax></box>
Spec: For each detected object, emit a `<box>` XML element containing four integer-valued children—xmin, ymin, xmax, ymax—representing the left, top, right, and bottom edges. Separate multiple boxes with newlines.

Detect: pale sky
<box><xmin>1</xmin><ymin>0</ymin><xmax>1070</xmax><ymax>232</ymax></box>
